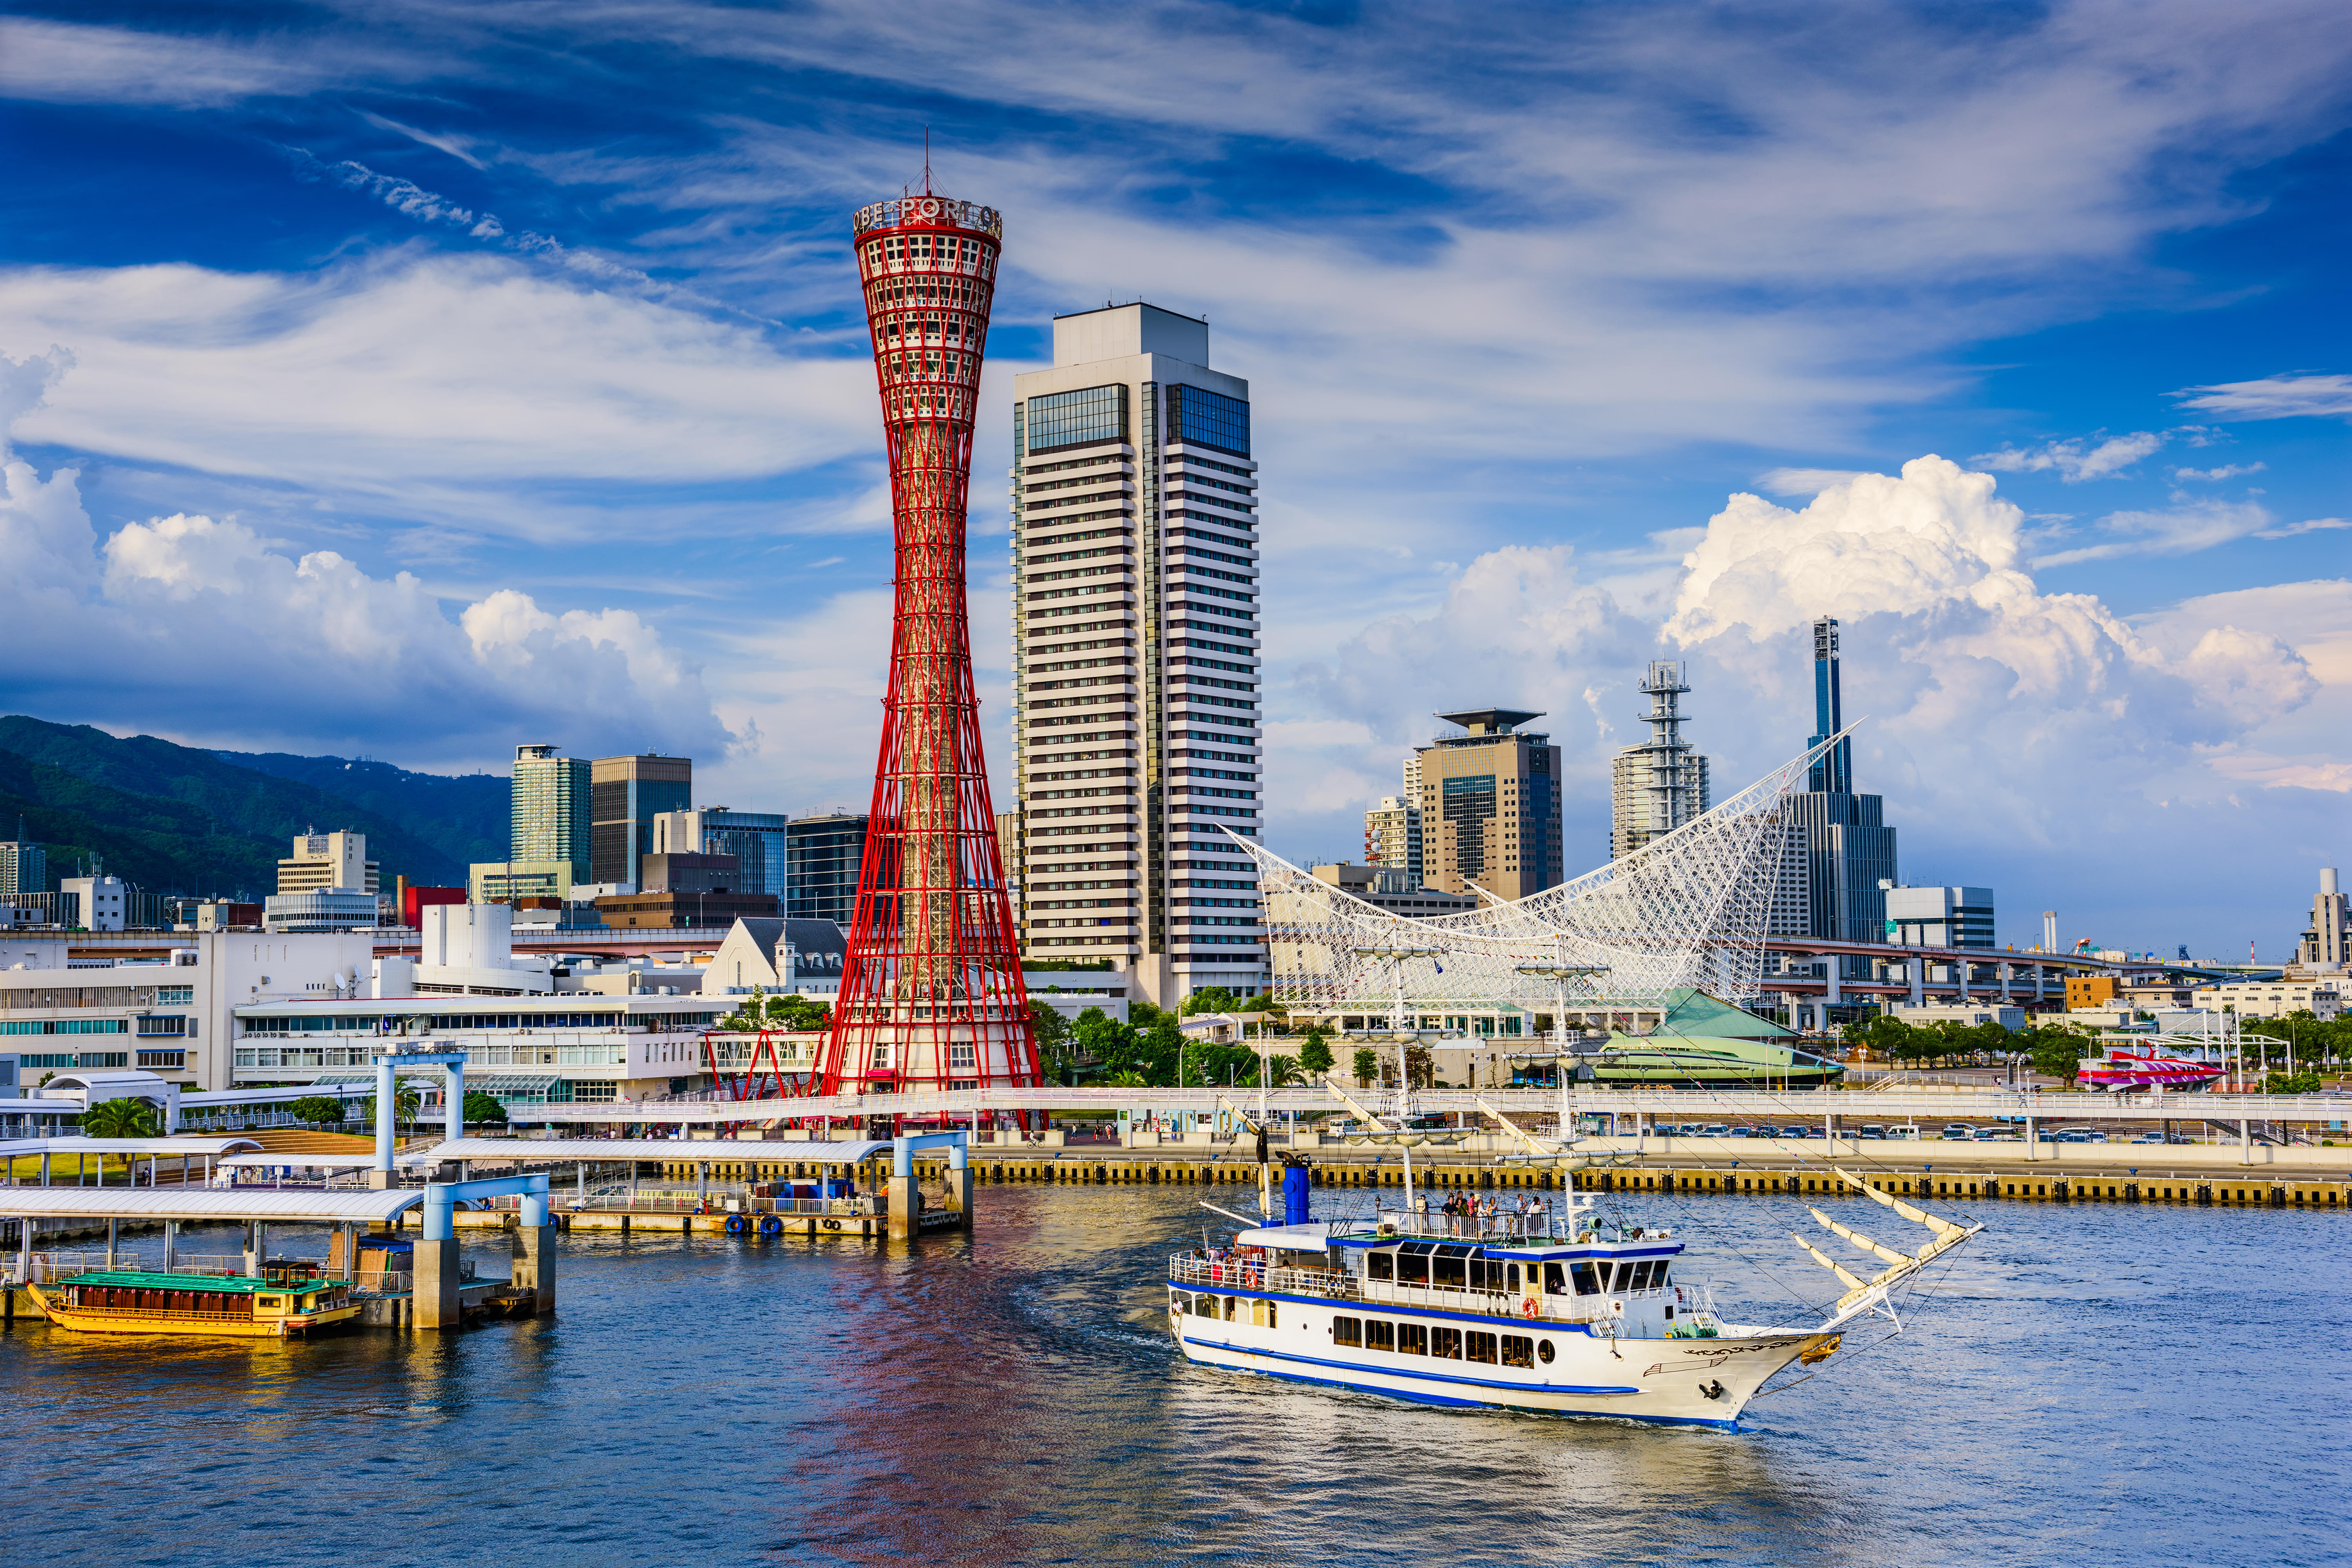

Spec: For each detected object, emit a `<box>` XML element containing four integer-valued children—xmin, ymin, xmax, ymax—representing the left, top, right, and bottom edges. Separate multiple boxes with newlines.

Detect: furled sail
<box><xmin>1789</xmin><ymin>1167</ymin><xmax>1985</xmax><ymax>1327</ymax></box>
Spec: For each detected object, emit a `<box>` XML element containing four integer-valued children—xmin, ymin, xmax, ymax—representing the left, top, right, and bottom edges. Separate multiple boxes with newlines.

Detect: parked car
<box><xmin>1779</xmin><ymin>1125</ymin><xmax>1815</xmax><ymax>1138</ymax></box>
<box><xmin>1858</xmin><ymin>1124</ymin><xmax>1887</xmax><ymax>1139</ymax></box>
<box><xmin>1941</xmin><ymin>1124</ymin><xmax>1975</xmax><ymax>1140</ymax></box>
<box><xmin>2129</xmin><ymin>1133</ymin><xmax>2164</xmax><ymax>1144</ymax></box>
<box><xmin>1702</xmin><ymin>1124</ymin><xmax>1732</xmax><ymax>1138</ymax></box>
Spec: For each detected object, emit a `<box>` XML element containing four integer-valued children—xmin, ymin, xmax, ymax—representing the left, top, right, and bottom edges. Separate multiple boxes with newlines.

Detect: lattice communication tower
<box><xmin>816</xmin><ymin>189</ymin><xmax>1041</xmax><ymax>1108</ymax></box>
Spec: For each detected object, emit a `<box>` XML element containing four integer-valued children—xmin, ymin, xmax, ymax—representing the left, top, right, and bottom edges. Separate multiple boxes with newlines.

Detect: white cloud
<box><xmin>2032</xmin><ymin>497</ymin><xmax>2279</xmax><ymax>566</ymax></box>
<box><xmin>0</xmin><ymin>349</ymin><xmax>730</xmax><ymax>767</ymax></box>
<box><xmin>1972</xmin><ymin>430</ymin><xmax>2164</xmax><ymax>481</ymax></box>
<box><xmin>2170</xmin><ymin>461</ymin><xmax>2265</xmax><ymax>481</ymax></box>
<box><xmin>1753</xmin><ymin>468</ymin><xmax>1871</xmax><ymax>497</ymax></box>
<box><xmin>2173</xmin><ymin>372</ymin><xmax>2352</xmax><ymax>421</ymax></box>
<box><xmin>1275</xmin><ymin>459</ymin><xmax>2325</xmax><ymax>930</ymax></box>
<box><xmin>2253</xmin><ymin>516</ymin><xmax>2348</xmax><ymax>541</ymax></box>
<box><xmin>0</xmin><ymin>255</ymin><xmax>871</xmax><ymax>501</ymax></box>
<box><xmin>0</xmin><ymin>18</ymin><xmax>363</xmax><ymax>107</ymax></box>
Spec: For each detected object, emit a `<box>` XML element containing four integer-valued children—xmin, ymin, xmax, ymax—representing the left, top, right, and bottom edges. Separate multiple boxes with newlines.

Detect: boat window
<box><xmin>1365</xmin><ymin>1319</ymin><xmax>1395</xmax><ymax>1351</ymax></box>
<box><xmin>1223</xmin><ymin>1295</ymin><xmax>1238</xmax><ymax>1321</ymax></box>
<box><xmin>1397</xmin><ymin>1248</ymin><xmax>1431</xmax><ymax>1285</ymax></box>
<box><xmin>1570</xmin><ymin>1263</ymin><xmax>1600</xmax><ymax>1296</ymax></box>
<box><xmin>1171</xmin><ymin>1291</ymin><xmax>1190</xmax><ymax>1314</ymax></box>
<box><xmin>1501</xmin><ymin>1335</ymin><xmax>1535</xmax><ymax>1368</ymax></box>
<box><xmin>1333</xmin><ymin>1315</ymin><xmax>1363</xmax><ymax>1347</ymax></box>
<box><xmin>1431</xmin><ymin>1326</ymin><xmax>1463</xmax><ymax>1359</ymax></box>
<box><xmin>1537</xmin><ymin>1339</ymin><xmax>1555</xmax><ymax>1364</ymax></box>
<box><xmin>1367</xmin><ymin>1251</ymin><xmax>1394</xmax><ymax>1282</ymax></box>
<box><xmin>1653</xmin><ymin>1263</ymin><xmax>1670</xmax><ymax>1289</ymax></box>
<box><xmin>1433</xmin><ymin>1246</ymin><xmax>1468</xmax><ymax>1288</ymax></box>
<box><xmin>1466</xmin><ymin>1331</ymin><xmax>1498</xmax><ymax>1365</ymax></box>
<box><xmin>1397</xmin><ymin>1323</ymin><xmax>1427</xmax><ymax>1356</ymax></box>
<box><xmin>1506</xmin><ymin>1263</ymin><xmax>1520</xmax><ymax>1294</ymax></box>
<box><xmin>1544</xmin><ymin>1263</ymin><xmax>1567</xmax><ymax>1294</ymax></box>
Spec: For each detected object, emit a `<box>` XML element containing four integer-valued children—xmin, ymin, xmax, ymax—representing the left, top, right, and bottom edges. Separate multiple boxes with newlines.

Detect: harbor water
<box><xmin>2</xmin><ymin>1183</ymin><xmax>2341</xmax><ymax>1566</ymax></box>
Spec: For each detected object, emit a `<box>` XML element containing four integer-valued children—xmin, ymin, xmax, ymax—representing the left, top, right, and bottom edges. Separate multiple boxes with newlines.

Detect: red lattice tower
<box><xmin>815</xmin><ymin>187</ymin><xmax>1039</xmax><ymax>1116</ymax></box>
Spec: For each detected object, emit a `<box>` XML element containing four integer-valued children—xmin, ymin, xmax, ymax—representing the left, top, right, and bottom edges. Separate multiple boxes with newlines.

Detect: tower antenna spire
<box><xmin>924</xmin><ymin>126</ymin><xmax>932</xmax><ymax>194</ymax></box>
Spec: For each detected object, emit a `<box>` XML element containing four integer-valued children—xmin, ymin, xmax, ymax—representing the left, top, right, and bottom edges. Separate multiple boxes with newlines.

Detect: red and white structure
<box><xmin>815</xmin><ymin>188</ymin><xmax>1042</xmax><ymax>1110</ymax></box>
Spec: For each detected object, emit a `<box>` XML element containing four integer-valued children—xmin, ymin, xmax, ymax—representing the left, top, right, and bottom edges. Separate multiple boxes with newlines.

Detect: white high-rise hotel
<box><xmin>1009</xmin><ymin>304</ymin><xmax>1264</xmax><ymax>1007</ymax></box>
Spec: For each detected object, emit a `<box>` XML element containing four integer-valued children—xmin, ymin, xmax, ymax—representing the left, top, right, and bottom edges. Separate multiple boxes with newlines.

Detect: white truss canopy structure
<box><xmin>1240</xmin><ymin>734</ymin><xmax>1844</xmax><ymax>1016</ymax></box>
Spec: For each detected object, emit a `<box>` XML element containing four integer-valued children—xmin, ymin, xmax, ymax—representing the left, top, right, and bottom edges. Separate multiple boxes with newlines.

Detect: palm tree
<box><xmin>81</xmin><ymin>1097</ymin><xmax>160</xmax><ymax>1140</ymax></box>
<box><xmin>1265</xmin><ymin>1054</ymin><xmax>1305</xmax><ymax>1087</ymax></box>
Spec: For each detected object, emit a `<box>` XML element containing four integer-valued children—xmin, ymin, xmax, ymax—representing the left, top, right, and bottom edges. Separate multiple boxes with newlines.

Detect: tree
<box><xmin>357</xmin><ymin>1084</ymin><xmax>422</xmax><ymax>1129</ymax></box>
<box><xmin>2025</xmin><ymin>1025</ymin><xmax>2089</xmax><ymax>1084</ymax></box>
<box><xmin>1404</xmin><ymin>1041</ymin><xmax>1435</xmax><ymax>1089</ymax></box>
<box><xmin>81</xmin><ymin>1098</ymin><xmax>159</xmax><ymax>1139</ymax></box>
<box><xmin>769</xmin><ymin>993</ymin><xmax>830</xmax><ymax>1031</ymax></box>
<box><xmin>288</xmin><ymin>1095</ymin><xmax>346</xmax><ymax>1127</ymax></box>
<box><xmin>1240</xmin><ymin>993</ymin><xmax>1276</xmax><ymax>1013</ymax></box>
<box><xmin>1029</xmin><ymin>1000</ymin><xmax>1076</xmax><ymax>1082</ymax></box>
<box><xmin>1182</xmin><ymin>986</ymin><xmax>1240</xmax><ymax>1017</ymax></box>
<box><xmin>722</xmin><ymin>984</ymin><xmax>769</xmax><ymax>1031</ymax></box>
<box><xmin>2266</xmin><ymin>1070</ymin><xmax>2321</xmax><ymax>1094</ymax></box>
<box><xmin>1298</xmin><ymin>1029</ymin><xmax>1334</xmax><ymax>1078</ymax></box>
<box><xmin>1351</xmin><ymin>1047</ymin><xmax>1379</xmax><ymax>1087</ymax></box>
<box><xmin>463</xmin><ymin>1090</ymin><xmax>510</xmax><ymax>1125</ymax></box>
<box><xmin>1265</xmin><ymin>1054</ymin><xmax>1305</xmax><ymax>1087</ymax></box>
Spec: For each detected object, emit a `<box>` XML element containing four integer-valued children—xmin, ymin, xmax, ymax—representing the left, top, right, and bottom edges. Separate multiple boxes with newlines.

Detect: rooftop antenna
<box><xmin>924</xmin><ymin>126</ymin><xmax>932</xmax><ymax>195</ymax></box>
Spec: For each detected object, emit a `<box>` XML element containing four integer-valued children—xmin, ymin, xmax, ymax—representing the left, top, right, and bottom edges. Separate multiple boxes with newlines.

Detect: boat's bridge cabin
<box><xmin>1185</xmin><ymin>1221</ymin><xmax>1720</xmax><ymax>1339</ymax></box>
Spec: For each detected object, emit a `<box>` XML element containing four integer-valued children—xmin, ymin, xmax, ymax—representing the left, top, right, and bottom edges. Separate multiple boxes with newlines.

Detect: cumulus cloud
<box><xmin>2170</xmin><ymin>461</ymin><xmax>2264</xmax><ymax>481</ymax></box>
<box><xmin>0</xmin><ymin>349</ymin><xmax>730</xmax><ymax>768</ymax></box>
<box><xmin>1972</xmin><ymin>430</ymin><xmax>2164</xmax><ymax>481</ymax></box>
<box><xmin>1278</xmin><ymin>457</ymin><xmax>2326</xmax><ymax>931</ymax></box>
<box><xmin>2173</xmin><ymin>372</ymin><xmax>2352</xmax><ymax>421</ymax></box>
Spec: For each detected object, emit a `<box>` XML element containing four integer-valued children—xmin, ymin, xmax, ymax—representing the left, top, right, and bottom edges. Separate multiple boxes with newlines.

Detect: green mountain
<box><xmin>210</xmin><ymin>749</ymin><xmax>508</xmax><ymax>868</ymax></box>
<box><xmin>0</xmin><ymin>749</ymin><xmax>285</xmax><ymax>898</ymax></box>
<box><xmin>0</xmin><ymin>716</ymin><xmax>485</xmax><ymax>895</ymax></box>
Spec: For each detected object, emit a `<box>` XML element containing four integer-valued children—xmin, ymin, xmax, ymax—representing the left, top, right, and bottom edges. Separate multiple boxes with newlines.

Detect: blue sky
<box><xmin>0</xmin><ymin>1</ymin><xmax>2347</xmax><ymax>959</ymax></box>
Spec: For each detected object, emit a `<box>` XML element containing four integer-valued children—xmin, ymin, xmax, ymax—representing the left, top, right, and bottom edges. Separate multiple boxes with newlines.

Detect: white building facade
<box><xmin>1009</xmin><ymin>303</ymin><xmax>1265</xmax><ymax>1009</ymax></box>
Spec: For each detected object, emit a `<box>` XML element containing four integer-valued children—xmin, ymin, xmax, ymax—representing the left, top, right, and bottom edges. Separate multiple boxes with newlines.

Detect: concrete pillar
<box><xmin>245</xmin><ymin>1221</ymin><xmax>265</xmax><ymax>1277</ymax></box>
<box><xmin>948</xmin><ymin>1149</ymin><xmax>974</xmax><ymax>1231</ymax></box>
<box><xmin>414</xmin><ymin>1236</ymin><xmax>462</xmax><ymax>1328</ymax></box>
<box><xmin>445</xmin><ymin>1062</ymin><xmax>464</xmax><ymax>1147</ymax></box>
<box><xmin>1957</xmin><ymin>958</ymin><xmax>1971</xmax><ymax>1000</ymax></box>
<box><xmin>887</xmin><ymin>1173</ymin><xmax>918</xmax><ymax>1239</ymax></box>
<box><xmin>1908</xmin><ymin>960</ymin><xmax>1925</xmax><ymax>1008</ymax></box>
<box><xmin>1824</xmin><ymin>956</ymin><xmax>1842</xmax><ymax>1007</ymax></box>
<box><xmin>1999</xmin><ymin>962</ymin><xmax>2013</xmax><ymax>1001</ymax></box>
<box><xmin>369</xmin><ymin>1057</ymin><xmax>397</xmax><ymax>1187</ymax></box>
<box><xmin>105</xmin><ymin>1217</ymin><xmax>118</xmax><ymax>1269</ymax></box>
<box><xmin>511</xmin><ymin>1223</ymin><xmax>557</xmax><ymax>1315</ymax></box>
<box><xmin>163</xmin><ymin>1220</ymin><xmax>178</xmax><ymax>1273</ymax></box>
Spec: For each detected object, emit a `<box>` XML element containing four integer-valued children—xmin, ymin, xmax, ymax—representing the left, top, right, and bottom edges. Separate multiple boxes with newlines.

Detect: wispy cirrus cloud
<box><xmin>2033</xmin><ymin>497</ymin><xmax>2282</xmax><ymax>566</ymax></box>
<box><xmin>2173</xmin><ymin>372</ymin><xmax>2352</xmax><ymax>421</ymax></box>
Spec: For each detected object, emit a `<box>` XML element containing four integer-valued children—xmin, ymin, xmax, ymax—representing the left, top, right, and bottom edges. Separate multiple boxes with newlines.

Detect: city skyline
<box><xmin>0</xmin><ymin>5</ymin><xmax>2347</xmax><ymax>957</ymax></box>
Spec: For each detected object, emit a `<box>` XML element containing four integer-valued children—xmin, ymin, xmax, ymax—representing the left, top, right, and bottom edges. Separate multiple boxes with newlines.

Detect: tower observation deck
<box><xmin>817</xmin><ymin>190</ymin><xmax>1041</xmax><ymax>1111</ymax></box>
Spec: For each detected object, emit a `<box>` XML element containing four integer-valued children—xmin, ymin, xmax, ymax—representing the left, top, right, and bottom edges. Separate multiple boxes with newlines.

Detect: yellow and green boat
<box><xmin>28</xmin><ymin>1268</ymin><xmax>362</xmax><ymax>1339</ymax></box>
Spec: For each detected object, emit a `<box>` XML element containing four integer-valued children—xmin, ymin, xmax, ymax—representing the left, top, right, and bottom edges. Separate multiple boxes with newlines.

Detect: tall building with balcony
<box><xmin>1363</xmin><ymin>795</ymin><xmax>1424</xmax><ymax>885</ymax></box>
<box><xmin>2298</xmin><ymin>866</ymin><xmax>2349</xmax><ymax>972</ymax></box>
<box><xmin>590</xmin><ymin>754</ymin><xmax>691</xmax><ymax>890</ymax></box>
<box><xmin>1410</xmin><ymin>708</ymin><xmax>1562</xmax><ymax>901</ymax></box>
<box><xmin>511</xmin><ymin>744</ymin><xmax>592</xmax><ymax>884</ymax></box>
<box><xmin>1784</xmin><ymin>618</ymin><xmax>1898</xmax><ymax>941</ymax></box>
<box><xmin>1009</xmin><ymin>303</ymin><xmax>1263</xmax><ymax>1007</ymax></box>
<box><xmin>1608</xmin><ymin>660</ymin><xmax>1711</xmax><ymax>860</ymax></box>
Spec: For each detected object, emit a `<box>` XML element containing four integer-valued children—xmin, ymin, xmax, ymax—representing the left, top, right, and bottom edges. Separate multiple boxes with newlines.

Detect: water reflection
<box><xmin>1</xmin><ymin>1187</ymin><xmax>2341</xmax><ymax>1568</ymax></box>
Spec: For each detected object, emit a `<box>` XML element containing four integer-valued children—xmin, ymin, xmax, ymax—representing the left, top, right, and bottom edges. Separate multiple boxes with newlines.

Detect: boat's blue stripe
<box><xmin>1205</xmin><ymin>1360</ymin><xmax>1738</xmax><ymax>1428</ymax></box>
<box><xmin>1180</xmin><ymin>1336</ymin><xmax>1642</xmax><ymax>1397</ymax></box>
<box><xmin>1171</xmin><ymin>1284</ymin><xmax>1612</xmax><ymax>1334</ymax></box>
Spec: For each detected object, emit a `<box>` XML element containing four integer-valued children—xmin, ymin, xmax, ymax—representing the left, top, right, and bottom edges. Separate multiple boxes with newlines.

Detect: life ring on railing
<box><xmin>1521</xmin><ymin>1297</ymin><xmax>1540</xmax><ymax>1320</ymax></box>
<box><xmin>724</xmin><ymin>1214</ymin><xmax>747</xmax><ymax>1235</ymax></box>
<box><xmin>760</xmin><ymin>1216</ymin><xmax>783</xmax><ymax>1237</ymax></box>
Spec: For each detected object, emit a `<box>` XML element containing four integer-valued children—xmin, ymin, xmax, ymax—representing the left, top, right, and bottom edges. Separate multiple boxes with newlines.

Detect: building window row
<box><xmin>1167</xmin><ymin>543</ymin><xmax>1256</xmax><ymax>568</ymax></box>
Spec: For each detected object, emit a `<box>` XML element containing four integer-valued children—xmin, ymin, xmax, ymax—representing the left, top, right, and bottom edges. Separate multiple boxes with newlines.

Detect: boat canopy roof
<box><xmin>58</xmin><ymin>1271</ymin><xmax>337</xmax><ymax>1296</ymax></box>
<box><xmin>1234</xmin><ymin>1221</ymin><xmax>1684</xmax><ymax>1261</ymax></box>
<box><xmin>399</xmin><ymin>1137</ymin><xmax>893</xmax><ymax>1165</ymax></box>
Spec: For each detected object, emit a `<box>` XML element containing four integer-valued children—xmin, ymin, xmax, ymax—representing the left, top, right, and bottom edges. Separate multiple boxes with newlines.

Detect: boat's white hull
<box><xmin>1169</xmin><ymin>1298</ymin><xmax>1827</xmax><ymax>1428</ymax></box>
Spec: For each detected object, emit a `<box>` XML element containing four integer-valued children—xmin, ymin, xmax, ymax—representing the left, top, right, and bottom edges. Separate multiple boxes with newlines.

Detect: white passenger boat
<box><xmin>1170</xmin><ymin>1089</ymin><xmax>1982</xmax><ymax>1427</ymax></box>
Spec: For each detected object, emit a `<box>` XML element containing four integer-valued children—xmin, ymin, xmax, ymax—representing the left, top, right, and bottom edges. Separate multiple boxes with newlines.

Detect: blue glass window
<box><xmin>1167</xmin><ymin>383</ymin><xmax>1250</xmax><ymax>457</ymax></box>
<box><xmin>1026</xmin><ymin>385</ymin><xmax>1128</xmax><ymax>454</ymax></box>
